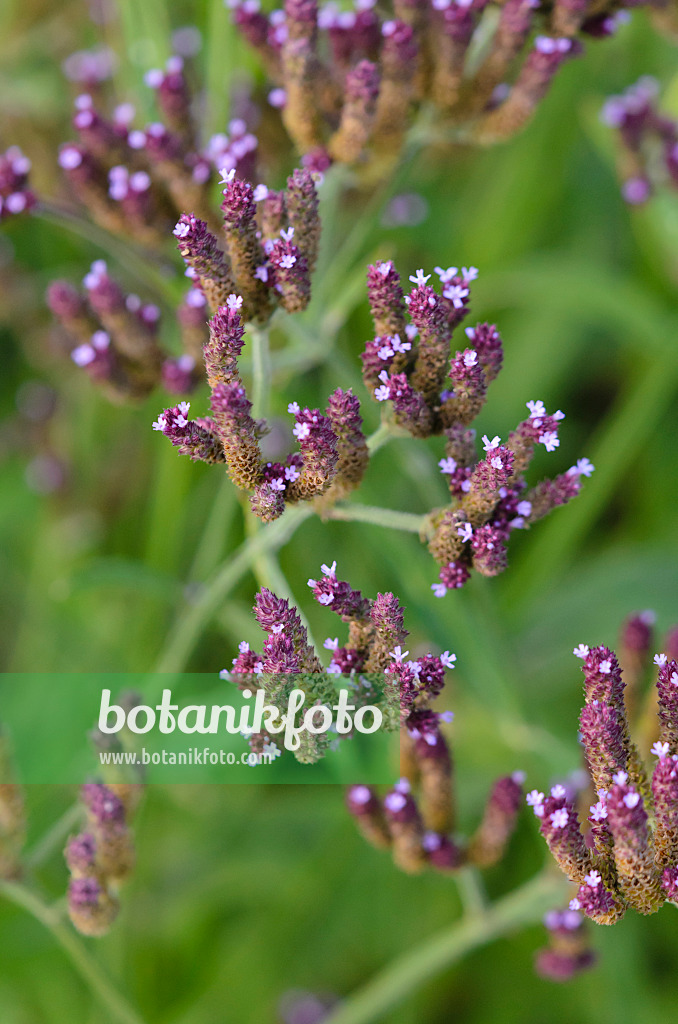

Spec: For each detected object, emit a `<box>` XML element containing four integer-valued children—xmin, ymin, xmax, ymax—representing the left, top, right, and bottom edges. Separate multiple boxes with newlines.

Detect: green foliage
<box><xmin>1</xmin><ymin>2</ymin><xmax>678</xmax><ymax>1022</ymax></box>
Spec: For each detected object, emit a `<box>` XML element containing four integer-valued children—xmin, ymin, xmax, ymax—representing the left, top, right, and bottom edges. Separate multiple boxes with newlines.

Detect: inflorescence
<box><xmin>65</xmin><ymin>782</ymin><xmax>141</xmax><ymax>937</ymax></box>
<box><xmin>527</xmin><ymin>618</ymin><xmax>678</xmax><ymax>932</ymax></box>
<box><xmin>230</xmin><ymin>0</ymin><xmax>647</xmax><ymax>168</ymax></box>
<box><xmin>222</xmin><ymin>559</ymin><xmax>526</xmax><ymax>873</ymax></box>
<box><xmin>152</xmin><ymin>284</ymin><xmax>367</xmax><ymax>519</ymax></box>
<box><xmin>601</xmin><ymin>76</ymin><xmax>678</xmax><ymax>205</ymax></box>
<box><xmin>363</xmin><ymin>258</ymin><xmax>594</xmax><ymax>595</ymax></box>
<box><xmin>49</xmin><ymin>163</ymin><xmax>320</xmax><ymax>401</ymax></box>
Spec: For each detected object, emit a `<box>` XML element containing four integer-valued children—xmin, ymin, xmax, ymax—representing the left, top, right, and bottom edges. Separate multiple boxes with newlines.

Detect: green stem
<box><xmin>366</xmin><ymin>420</ymin><xmax>406</xmax><ymax>454</ymax></box>
<box><xmin>250</xmin><ymin>324</ymin><xmax>272</xmax><ymax>421</ymax></box>
<box><xmin>25</xmin><ymin>803</ymin><xmax>83</xmax><ymax>869</ymax></box>
<box><xmin>323</xmin><ymin>504</ymin><xmax>425</xmax><ymax>534</ymax></box>
<box><xmin>155</xmin><ymin>505</ymin><xmax>313</xmax><ymax>672</ymax></box>
<box><xmin>0</xmin><ymin>881</ymin><xmax>147</xmax><ymax>1024</ymax></box>
<box><xmin>188</xmin><ymin>477</ymin><xmax>239</xmax><ymax>583</ymax></box>
<box><xmin>323</xmin><ymin>871</ymin><xmax>569</xmax><ymax>1024</ymax></box>
<box><xmin>454</xmin><ymin>866</ymin><xmax>487</xmax><ymax>917</ymax></box>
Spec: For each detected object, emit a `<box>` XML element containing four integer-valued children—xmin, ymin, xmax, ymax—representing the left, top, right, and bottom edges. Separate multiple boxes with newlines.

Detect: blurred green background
<box><xmin>1</xmin><ymin>2</ymin><xmax>678</xmax><ymax>1022</ymax></box>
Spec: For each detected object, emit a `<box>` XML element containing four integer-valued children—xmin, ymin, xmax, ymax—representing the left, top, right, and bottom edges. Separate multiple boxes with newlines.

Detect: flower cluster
<box><xmin>601</xmin><ymin>76</ymin><xmax>678</xmax><ymax>205</ymax></box>
<box><xmin>364</xmin><ymin>258</ymin><xmax>593</xmax><ymax>595</ymax></box>
<box><xmin>49</xmin><ymin>260</ymin><xmax>205</xmax><ymax>401</ymax></box>
<box><xmin>175</xmin><ymin>165</ymin><xmax>321</xmax><ymax>324</ymax></box>
<box><xmin>224</xmin><ymin>568</ymin><xmax>402</xmax><ymax>763</ymax></box>
<box><xmin>56</xmin><ymin>58</ymin><xmax>243</xmax><ymax>246</ymax></box>
<box><xmin>65</xmin><ymin>782</ymin><xmax>141</xmax><ymax>937</ymax></box>
<box><xmin>0</xmin><ymin>147</ymin><xmax>35</xmax><ymax>221</ymax></box>
<box><xmin>153</xmin><ymin>294</ymin><xmax>368</xmax><ymax>518</ymax></box>
<box><xmin>534</xmin><ymin>907</ymin><xmax>596</xmax><ymax>982</ymax></box>
<box><xmin>46</xmin><ymin>162</ymin><xmax>321</xmax><ymax>399</ymax></box>
<box><xmin>230</xmin><ymin>0</ymin><xmax>646</xmax><ymax>169</ymax></box>
<box><xmin>528</xmin><ymin>622</ymin><xmax>678</xmax><ymax>928</ymax></box>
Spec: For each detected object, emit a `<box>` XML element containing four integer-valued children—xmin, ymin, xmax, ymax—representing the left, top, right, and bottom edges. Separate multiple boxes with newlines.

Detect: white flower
<box><xmin>655</xmin><ymin>653</ymin><xmax>668</xmax><ymax>666</ymax></box>
<box><xmin>219</xmin><ymin>167</ymin><xmax>236</xmax><ymax>184</ymax></box>
<box><xmin>321</xmin><ymin>561</ymin><xmax>337</xmax><ymax>577</ymax></box>
<box><xmin>280</xmin><ymin>226</ymin><xmax>295</xmax><ymax>242</ymax></box>
<box><xmin>584</xmin><ymin>870</ymin><xmax>601</xmax><ymax>888</ymax></box>
<box><xmin>526</xmin><ymin>789</ymin><xmax>544</xmax><ymax>807</ymax></box>
<box><xmin>408</xmin><ymin>269</ymin><xmax>430</xmax><ymax>287</ymax></box>
<box><xmin>440</xmin><ymin>651</ymin><xmax>456</xmax><ymax>669</ymax></box>
<box><xmin>550</xmin><ymin>808</ymin><xmax>569</xmax><ymax>829</ymax></box>
<box><xmin>482</xmin><ymin>434</ymin><xmax>501</xmax><ymax>452</ymax></box>
<box><xmin>253</xmin><ymin>184</ymin><xmax>268</xmax><ymax>201</ymax></box>
<box><xmin>438</xmin><ymin>457</ymin><xmax>457</xmax><ymax>474</ymax></box>
<box><xmin>539</xmin><ymin>431</ymin><xmax>560</xmax><ymax>452</ymax></box>
<box><xmin>651</xmin><ymin>741</ymin><xmax>670</xmax><ymax>758</ymax></box>
<box><xmin>457</xmin><ymin>523</ymin><xmax>473</xmax><ymax>543</ymax></box>
<box><xmin>434</xmin><ymin>265</ymin><xmax>458</xmax><ymax>283</ymax></box>
<box><xmin>526</xmin><ymin>400</ymin><xmax>546</xmax><ymax>419</ymax></box>
<box><xmin>226</xmin><ymin>294</ymin><xmax>243</xmax><ymax>310</ymax></box>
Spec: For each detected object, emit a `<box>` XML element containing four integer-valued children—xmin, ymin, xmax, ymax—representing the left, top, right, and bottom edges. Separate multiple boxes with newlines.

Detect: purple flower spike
<box><xmin>81</xmin><ymin>783</ymin><xmax>125</xmax><ymax>825</ymax></box>
<box><xmin>307</xmin><ymin>562</ymin><xmax>372</xmax><ymax>623</ymax></box>
<box><xmin>465</xmin><ymin>323</ymin><xmax>503</xmax><ymax>383</ymax></box>
<box><xmin>346</xmin><ymin>785</ymin><xmax>391</xmax><ymax>850</ymax></box>
<box><xmin>153</xmin><ymin>402</ymin><xmax>226</xmax><ymax>464</ymax></box>
<box><xmin>286</xmin><ymin>407</ymin><xmax>339</xmax><ymax>500</ymax></box>
<box><xmin>661</xmin><ymin>866</ymin><xmax>678</xmax><ymax>901</ymax></box>
<box><xmin>210</xmin><ymin>382</ymin><xmax>263</xmax><ymax>489</ymax></box>
<box><xmin>329</xmin><ymin>60</ymin><xmax>381</xmax><ymax>164</ymax></box>
<box><xmin>407</xmin><ymin>282</ymin><xmax>452</xmax><ymax>405</ymax></box>
<box><xmin>67</xmin><ymin>877</ymin><xmax>118</xmax><ymax>937</ymax></box>
<box><xmin>383</xmin><ymin>783</ymin><xmax>427</xmax><ymax>873</ymax></box>
<box><xmin>442</xmin><ymin>348</ymin><xmax>488</xmax><ymax>427</ymax></box>
<box><xmin>423</xmin><ymin>831</ymin><xmax>464</xmax><ymax>872</ymax></box>
<box><xmin>470</xmin><ymin>524</ymin><xmax>508</xmax><ymax>577</ymax></box>
<box><xmin>468</xmin><ymin>774</ymin><xmax>523</xmax><ymax>867</ymax></box>
<box><xmin>366</xmin><ymin>261</ymin><xmax>407</xmax><ymax>339</ymax></box>
<box><xmin>373</xmin><ymin>370</ymin><xmax>433</xmax><ymax>437</ymax></box>
<box><xmin>606</xmin><ymin>779</ymin><xmax>664</xmax><ymax>914</ymax></box>
<box><xmin>538</xmin><ymin>790</ymin><xmax>592</xmax><ymax>885</ymax></box>
<box><xmin>580</xmin><ymin>646</ymin><xmax>625</xmax><ymax>710</ymax></box>
<box><xmin>574</xmin><ymin>870</ymin><xmax>625</xmax><ymax>924</ymax></box>
<box><xmin>432</xmin><ymin>561</ymin><xmax>471</xmax><ymax>598</ymax></box>
<box><xmin>204</xmin><ymin>299</ymin><xmax>247</xmax><ymax>390</ymax></box>
<box><xmin>323</xmin><ymin>388</ymin><xmax>368</xmax><ymax>499</ymax></box>
<box><xmin>269</xmin><ymin>233</ymin><xmax>311</xmax><ymax>313</ymax></box>
<box><xmin>64</xmin><ymin>833</ymin><xmax>97</xmax><ymax>876</ymax></box>
<box><xmin>254</xmin><ymin>587</ymin><xmax>321</xmax><ymax>671</ymax></box>
<box><xmin>656</xmin><ymin>658</ymin><xmax>678</xmax><ymax>751</ymax></box>
<box><xmin>651</xmin><ymin>751</ymin><xmax>678</xmax><ymax>870</ymax></box>
<box><xmin>174</xmin><ymin>214</ymin><xmax>236</xmax><ymax>311</ymax></box>
<box><xmin>579</xmin><ymin>700</ymin><xmax>627</xmax><ymax>793</ymax></box>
